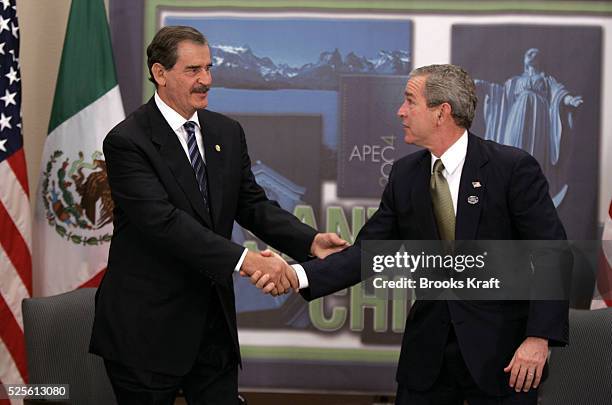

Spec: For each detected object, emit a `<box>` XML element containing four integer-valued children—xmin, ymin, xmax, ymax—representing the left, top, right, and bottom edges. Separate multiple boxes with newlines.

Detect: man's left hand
<box><xmin>310</xmin><ymin>233</ymin><xmax>349</xmax><ymax>259</ymax></box>
<box><xmin>504</xmin><ymin>337</ymin><xmax>548</xmax><ymax>392</ymax></box>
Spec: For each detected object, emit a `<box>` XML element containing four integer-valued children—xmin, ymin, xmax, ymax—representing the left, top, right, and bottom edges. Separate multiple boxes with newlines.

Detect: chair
<box><xmin>22</xmin><ymin>288</ymin><xmax>116</xmax><ymax>405</ymax></box>
<box><xmin>539</xmin><ymin>307</ymin><xmax>612</xmax><ymax>405</ymax></box>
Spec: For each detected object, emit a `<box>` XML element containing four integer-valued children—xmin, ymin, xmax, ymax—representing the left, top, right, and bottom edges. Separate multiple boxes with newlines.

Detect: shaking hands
<box><xmin>239</xmin><ymin>250</ymin><xmax>297</xmax><ymax>295</ymax></box>
<box><xmin>239</xmin><ymin>232</ymin><xmax>349</xmax><ymax>296</ymax></box>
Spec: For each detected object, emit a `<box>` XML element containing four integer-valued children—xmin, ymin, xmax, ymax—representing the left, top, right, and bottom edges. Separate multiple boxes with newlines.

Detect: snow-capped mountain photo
<box><xmin>211</xmin><ymin>44</ymin><xmax>410</xmax><ymax>90</ymax></box>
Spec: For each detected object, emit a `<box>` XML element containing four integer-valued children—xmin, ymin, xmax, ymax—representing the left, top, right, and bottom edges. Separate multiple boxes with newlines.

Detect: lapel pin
<box><xmin>472</xmin><ymin>181</ymin><xmax>481</xmax><ymax>188</ymax></box>
<box><xmin>215</xmin><ymin>144</ymin><xmax>221</xmax><ymax>152</ymax></box>
<box><xmin>467</xmin><ymin>195</ymin><xmax>479</xmax><ymax>205</ymax></box>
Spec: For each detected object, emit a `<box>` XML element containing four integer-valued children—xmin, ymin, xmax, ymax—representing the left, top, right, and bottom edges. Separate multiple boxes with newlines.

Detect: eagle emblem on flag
<box><xmin>41</xmin><ymin>150</ymin><xmax>113</xmax><ymax>245</ymax></box>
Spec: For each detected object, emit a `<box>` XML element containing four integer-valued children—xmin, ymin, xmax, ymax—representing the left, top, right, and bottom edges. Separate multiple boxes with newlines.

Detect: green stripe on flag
<box><xmin>48</xmin><ymin>0</ymin><xmax>118</xmax><ymax>134</ymax></box>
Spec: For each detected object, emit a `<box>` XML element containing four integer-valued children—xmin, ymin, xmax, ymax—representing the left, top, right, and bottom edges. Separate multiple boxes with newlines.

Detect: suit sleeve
<box><xmin>104</xmin><ymin>132</ymin><xmax>245</xmax><ymax>286</ymax></box>
<box><xmin>300</xmin><ymin>164</ymin><xmax>401</xmax><ymax>300</ymax></box>
<box><xmin>233</xmin><ymin>122</ymin><xmax>317</xmax><ymax>262</ymax></box>
<box><xmin>508</xmin><ymin>153</ymin><xmax>570</xmax><ymax>346</ymax></box>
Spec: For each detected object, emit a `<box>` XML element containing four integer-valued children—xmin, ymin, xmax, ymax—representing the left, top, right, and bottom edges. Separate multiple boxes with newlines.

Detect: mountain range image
<box><xmin>210</xmin><ymin>44</ymin><xmax>411</xmax><ymax>90</ymax></box>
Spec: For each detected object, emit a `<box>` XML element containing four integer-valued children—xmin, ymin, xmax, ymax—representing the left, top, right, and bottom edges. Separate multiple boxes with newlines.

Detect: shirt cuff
<box><xmin>292</xmin><ymin>264</ymin><xmax>309</xmax><ymax>289</ymax></box>
<box><xmin>234</xmin><ymin>248</ymin><xmax>248</xmax><ymax>272</ymax></box>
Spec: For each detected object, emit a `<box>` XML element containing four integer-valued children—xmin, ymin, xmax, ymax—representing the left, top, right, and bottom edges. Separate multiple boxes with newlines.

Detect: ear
<box><xmin>438</xmin><ymin>103</ymin><xmax>452</xmax><ymax>123</ymax></box>
<box><xmin>151</xmin><ymin>62</ymin><xmax>167</xmax><ymax>87</ymax></box>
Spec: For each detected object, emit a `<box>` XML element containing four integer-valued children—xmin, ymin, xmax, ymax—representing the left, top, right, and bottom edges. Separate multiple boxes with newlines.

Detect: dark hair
<box><xmin>146</xmin><ymin>26</ymin><xmax>208</xmax><ymax>87</ymax></box>
<box><xmin>409</xmin><ymin>64</ymin><xmax>477</xmax><ymax>129</ymax></box>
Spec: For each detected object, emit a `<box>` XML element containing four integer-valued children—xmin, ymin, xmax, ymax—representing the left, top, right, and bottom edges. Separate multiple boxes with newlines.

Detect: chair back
<box><xmin>22</xmin><ymin>288</ymin><xmax>116</xmax><ymax>405</ymax></box>
<box><xmin>539</xmin><ymin>308</ymin><xmax>612</xmax><ymax>405</ymax></box>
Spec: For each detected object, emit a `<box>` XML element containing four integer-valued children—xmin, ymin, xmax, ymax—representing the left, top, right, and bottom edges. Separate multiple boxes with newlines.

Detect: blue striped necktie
<box><xmin>184</xmin><ymin>121</ymin><xmax>209</xmax><ymax>211</ymax></box>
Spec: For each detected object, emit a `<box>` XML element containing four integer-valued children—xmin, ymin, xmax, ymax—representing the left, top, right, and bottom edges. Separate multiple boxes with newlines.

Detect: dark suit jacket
<box><xmin>90</xmin><ymin>98</ymin><xmax>317</xmax><ymax>376</ymax></box>
<box><xmin>301</xmin><ymin>133</ymin><xmax>569</xmax><ymax>396</ymax></box>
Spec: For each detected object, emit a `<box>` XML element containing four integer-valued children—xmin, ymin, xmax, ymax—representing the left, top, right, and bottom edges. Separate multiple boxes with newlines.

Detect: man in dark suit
<box><xmin>89</xmin><ymin>26</ymin><xmax>346</xmax><ymax>404</ymax></box>
<box><xmin>256</xmin><ymin>64</ymin><xmax>569</xmax><ymax>404</ymax></box>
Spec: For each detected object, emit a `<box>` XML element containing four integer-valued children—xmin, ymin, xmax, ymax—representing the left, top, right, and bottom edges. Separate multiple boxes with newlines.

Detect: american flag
<box><xmin>0</xmin><ymin>0</ymin><xmax>31</xmax><ymax>398</ymax></box>
<box><xmin>592</xmin><ymin>200</ymin><xmax>612</xmax><ymax>308</ymax></box>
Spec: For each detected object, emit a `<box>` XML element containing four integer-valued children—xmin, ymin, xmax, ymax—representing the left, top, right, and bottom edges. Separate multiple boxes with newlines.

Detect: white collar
<box><xmin>154</xmin><ymin>92</ymin><xmax>201</xmax><ymax>132</ymax></box>
<box><xmin>431</xmin><ymin>131</ymin><xmax>468</xmax><ymax>175</ymax></box>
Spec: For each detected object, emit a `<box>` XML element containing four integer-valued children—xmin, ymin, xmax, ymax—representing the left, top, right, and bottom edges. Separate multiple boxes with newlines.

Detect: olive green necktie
<box><xmin>430</xmin><ymin>159</ymin><xmax>455</xmax><ymax>241</ymax></box>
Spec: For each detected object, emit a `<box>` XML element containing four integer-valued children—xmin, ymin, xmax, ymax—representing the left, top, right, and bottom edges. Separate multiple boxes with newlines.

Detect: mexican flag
<box><xmin>33</xmin><ymin>0</ymin><xmax>124</xmax><ymax>296</ymax></box>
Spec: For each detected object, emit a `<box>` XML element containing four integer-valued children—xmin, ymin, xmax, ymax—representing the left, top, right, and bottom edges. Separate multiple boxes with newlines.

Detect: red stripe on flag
<box><xmin>0</xmin><ymin>204</ymin><xmax>32</xmax><ymax>295</ymax></box>
<box><xmin>0</xmin><ymin>296</ymin><xmax>28</xmax><ymax>382</ymax></box>
<box><xmin>79</xmin><ymin>267</ymin><xmax>106</xmax><ymax>288</ymax></box>
<box><xmin>601</xmin><ymin>200</ymin><xmax>612</xmax><ymax>306</ymax></box>
<box><xmin>598</xmin><ymin>249</ymin><xmax>612</xmax><ymax>306</ymax></box>
<box><xmin>0</xmin><ymin>385</ymin><xmax>9</xmax><ymax>405</ymax></box>
<box><xmin>6</xmin><ymin>150</ymin><xmax>30</xmax><ymax>196</ymax></box>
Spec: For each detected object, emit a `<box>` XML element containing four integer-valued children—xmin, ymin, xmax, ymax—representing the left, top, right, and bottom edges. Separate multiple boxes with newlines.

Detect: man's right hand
<box><xmin>239</xmin><ymin>250</ymin><xmax>296</xmax><ymax>295</ymax></box>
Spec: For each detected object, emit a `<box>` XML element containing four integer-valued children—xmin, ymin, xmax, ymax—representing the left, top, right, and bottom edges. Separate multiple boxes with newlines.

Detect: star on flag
<box><xmin>0</xmin><ymin>112</ymin><xmax>11</xmax><ymax>130</ymax></box>
<box><xmin>5</xmin><ymin>65</ymin><xmax>18</xmax><ymax>84</ymax></box>
<box><xmin>0</xmin><ymin>15</ymin><xmax>9</xmax><ymax>33</ymax></box>
<box><xmin>0</xmin><ymin>89</ymin><xmax>16</xmax><ymax>107</ymax></box>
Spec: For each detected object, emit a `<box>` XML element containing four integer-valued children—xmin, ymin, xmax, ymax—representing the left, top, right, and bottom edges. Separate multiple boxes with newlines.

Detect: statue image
<box><xmin>475</xmin><ymin>48</ymin><xmax>583</xmax><ymax>206</ymax></box>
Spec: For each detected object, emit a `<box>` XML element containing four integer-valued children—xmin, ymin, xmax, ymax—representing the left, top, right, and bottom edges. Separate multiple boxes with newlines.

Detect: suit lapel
<box><xmin>411</xmin><ymin>153</ymin><xmax>440</xmax><ymax>240</ymax></box>
<box><xmin>456</xmin><ymin>133</ymin><xmax>488</xmax><ymax>240</ymax></box>
<box><xmin>199</xmin><ymin>110</ymin><xmax>226</xmax><ymax>228</ymax></box>
<box><xmin>148</xmin><ymin>99</ymin><xmax>212</xmax><ymax>227</ymax></box>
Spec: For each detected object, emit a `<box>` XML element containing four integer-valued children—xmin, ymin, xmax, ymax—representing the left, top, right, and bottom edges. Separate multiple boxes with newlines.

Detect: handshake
<box><xmin>239</xmin><ymin>233</ymin><xmax>349</xmax><ymax>296</ymax></box>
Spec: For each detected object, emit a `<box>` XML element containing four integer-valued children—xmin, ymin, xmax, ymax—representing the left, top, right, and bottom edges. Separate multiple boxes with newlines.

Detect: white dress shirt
<box><xmin>431</xmin><ymin>130</ymin><xmax>468</xmax><ymax>216</ymax></box>
<box><xmin>293</xmin><ymin>131</ymin><xmax>469</xmax><ymax>289</ymax></box>
<box><xmin>154</xmin><ymin>92</ymin><xmax>206</xmax><ymax>163</ymax></box>
<box><xmin>154</xmin><ymin>92</ymin><xmax>248</xmax><ymax>271</ymax></box>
